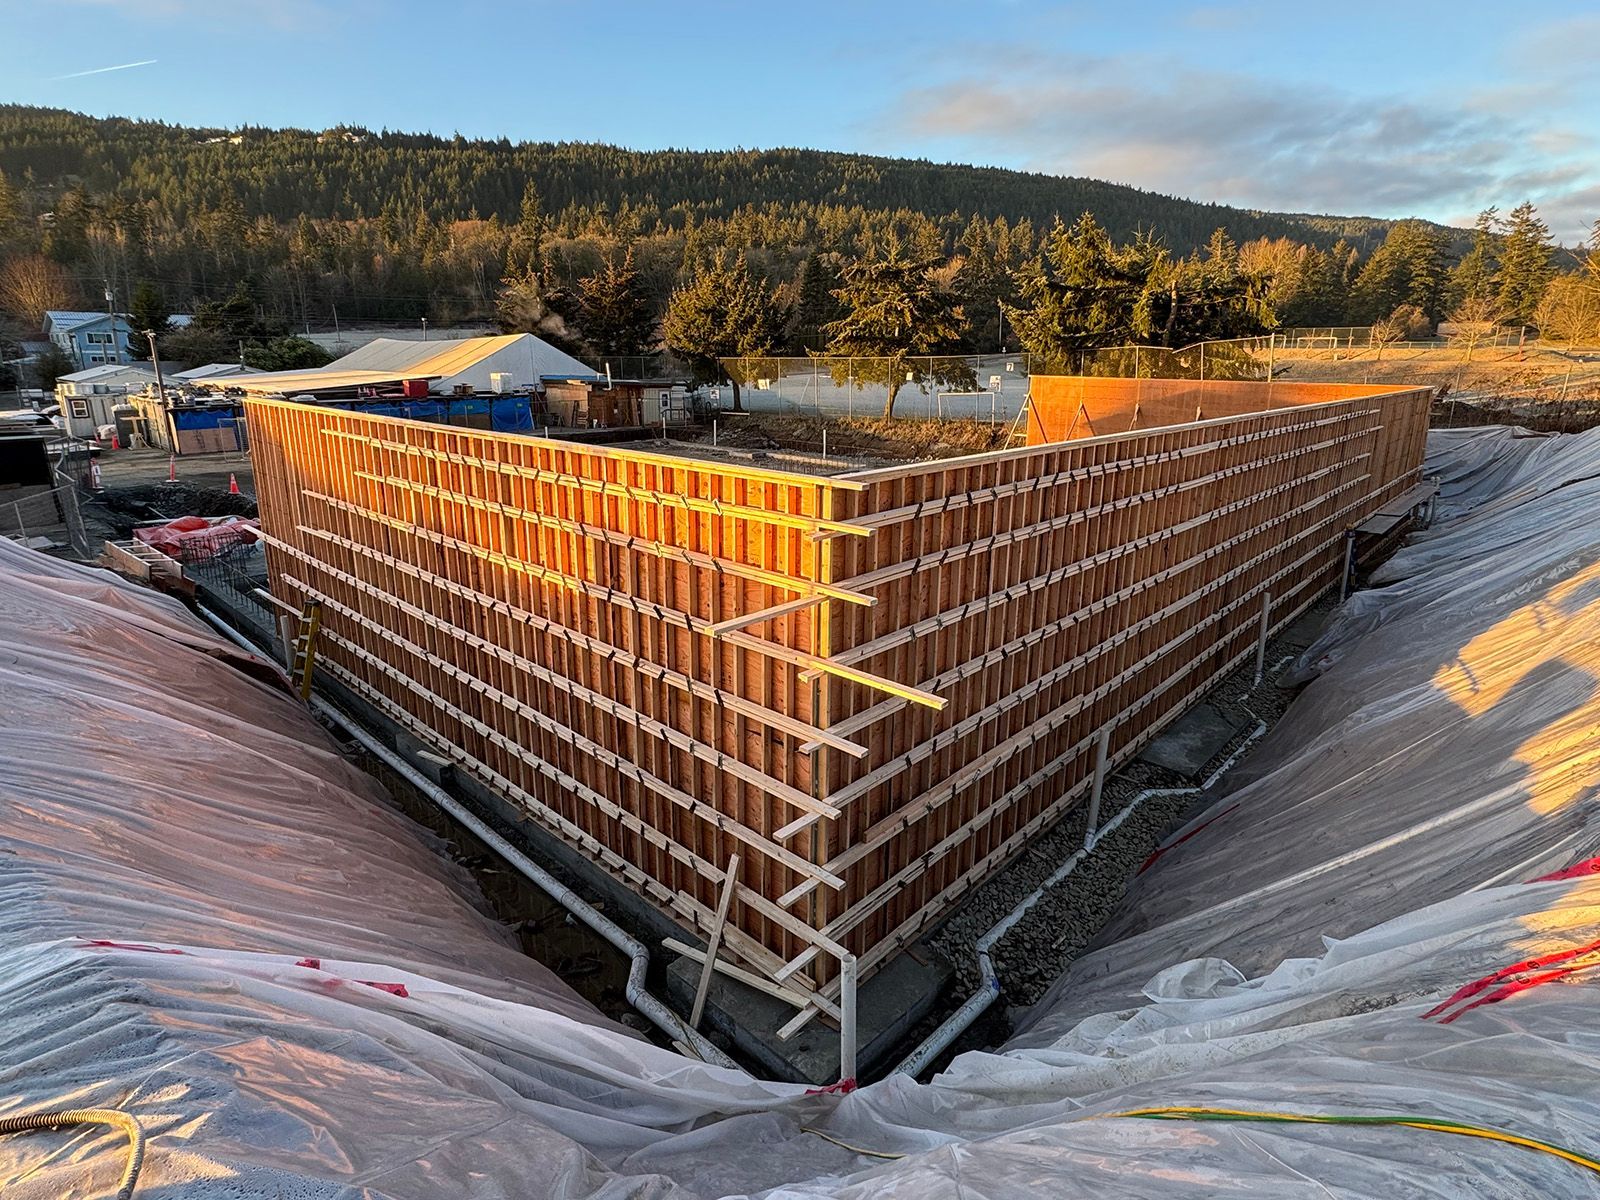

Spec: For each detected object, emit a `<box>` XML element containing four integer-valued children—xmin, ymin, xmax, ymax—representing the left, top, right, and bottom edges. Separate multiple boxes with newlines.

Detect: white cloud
<box><xmin>887</xmin><ymin>50</ymin><xmax>1599</xmax><ymax>240</ymax></box>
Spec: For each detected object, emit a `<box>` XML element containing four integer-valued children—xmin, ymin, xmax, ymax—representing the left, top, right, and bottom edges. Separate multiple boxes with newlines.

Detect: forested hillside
<box><xmin>0</xmin><ymin>105</ymin><xmax>1424</xmax><ymax>251</ymax></box>
<box><xmin>0</xmin><ymin>103</ymin><xmax>1590</xmax><ymax>386</ymax></box>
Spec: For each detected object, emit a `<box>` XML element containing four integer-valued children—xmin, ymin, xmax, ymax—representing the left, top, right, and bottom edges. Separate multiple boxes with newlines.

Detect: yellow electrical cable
<box><xmin>803</xmin><ymin>1104</ymin><xmax>1600</xmax><ymax>1178</ymax></box>
<box><xmin>800</xmin><ymin>1126</ymin><xmax>908</xmax><ymax>1160</ymax></box>
<box><xmin>1096</xmin><ymin>1106</ymin><xmax>1600</xmax><ymax>1179</ymax></box>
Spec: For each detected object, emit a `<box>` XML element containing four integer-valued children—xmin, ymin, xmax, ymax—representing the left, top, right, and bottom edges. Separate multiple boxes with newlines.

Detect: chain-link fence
<box><xmin>708</xmin><ymin>332</ymin><xmax>1600</xmax><ymax>427</ymax></box>
<box><xmin>0</xmin><ymin>482</ymin><xmax>89</xmax><ymax>556</ymax></box>
<box><xmin>718</xmin><ymin>344</ymin><xmax>1279</xmax><ymax>421</ymax></box>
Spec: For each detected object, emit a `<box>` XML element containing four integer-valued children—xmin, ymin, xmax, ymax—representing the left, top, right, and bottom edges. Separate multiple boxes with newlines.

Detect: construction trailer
<box><xmin>243</xmin><ymin>377</ymin><xmax>1429</xmax><ymax>1054</ymax></box>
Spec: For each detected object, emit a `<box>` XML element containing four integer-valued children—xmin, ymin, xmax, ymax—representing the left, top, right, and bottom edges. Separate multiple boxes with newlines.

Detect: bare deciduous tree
<box><xmin>1535</xmin><ymin>274</ymin><xmax>1600</xmax><ymax>347</ymax></box>
<box><xmin>0</xmin><ymin>254</ymin><xmax>76</xmax><ymax>329</ymax></box>
<box><xmin>1444</xmin><ymin>296</ymin><xmax>1505</xmax><ymax>362</ymax></box>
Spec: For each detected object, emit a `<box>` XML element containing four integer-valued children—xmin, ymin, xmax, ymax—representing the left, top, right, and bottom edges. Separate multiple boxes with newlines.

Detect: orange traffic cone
<box><xmin>228</xmin><ymin>473</ymin><xmax>241</xmax><ymax>495</ymax></box>
<box><xmin>165</xmin><ymin>455</ymin><xmax>177</xmax><ymax>484</ymax></box>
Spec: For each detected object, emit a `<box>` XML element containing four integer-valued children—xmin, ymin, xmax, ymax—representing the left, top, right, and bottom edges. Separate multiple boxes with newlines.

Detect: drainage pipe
<box><xmin>893</xmin><ymin>720</ymin><xmax>1267</xmax><ymax>1078</ymax></box>
<box><xmin>194</xmin><ymin>606</ymin><xmax>740</xmax><ymax>1070</ymax></box>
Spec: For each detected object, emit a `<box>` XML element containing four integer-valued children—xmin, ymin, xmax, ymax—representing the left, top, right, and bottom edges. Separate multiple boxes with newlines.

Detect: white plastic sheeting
<box><xmin>10</xmin><ymin>423</ymin><xmax>1600</xmax><ymax>1197</ymax></box>
<box><xmin>0</xmin><ymin>539</ymin><xmax>807</xmax><ymax>1198</ymax></box>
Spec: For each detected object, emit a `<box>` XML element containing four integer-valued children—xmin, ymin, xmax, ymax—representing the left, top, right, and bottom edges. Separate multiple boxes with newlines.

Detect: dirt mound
<box><xmin>697</xmin><ymin>414</ymin><xmax>1013</xmax><ymax>461</ymax></box>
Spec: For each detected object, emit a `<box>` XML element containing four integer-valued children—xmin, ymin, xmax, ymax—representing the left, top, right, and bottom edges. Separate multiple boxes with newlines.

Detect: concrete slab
<box><xmin>1138</xmin><ymin>702</ymin><xmax>1251</xmax><ymax>776</ymax></box>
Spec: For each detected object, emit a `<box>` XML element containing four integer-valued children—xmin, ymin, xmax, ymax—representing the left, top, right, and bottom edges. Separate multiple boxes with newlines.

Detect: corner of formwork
<box><xmin>662</xmin><ymin>938</ymin><xmax>953</xmax><ymax>1085</ymax></box>
<box><xmin>294</xmin><ymin>660</ymin><xmax>950</xmax><ymax>1085</ymax></box>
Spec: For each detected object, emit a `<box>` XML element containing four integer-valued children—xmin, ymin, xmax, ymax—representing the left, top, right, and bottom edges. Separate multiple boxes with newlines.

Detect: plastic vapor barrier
<box><xmin>7</xmin><ymin>423</ymin><xmax>1600</xmax><ymax>1197</ymax></box>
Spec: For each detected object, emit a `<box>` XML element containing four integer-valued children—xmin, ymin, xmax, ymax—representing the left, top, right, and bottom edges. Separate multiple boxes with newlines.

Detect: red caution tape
<box><xmin>1138</xmin><ymin>804</ymin><xmax>1240</xmax><ymax>874</ymax></box>
<box><xmin>805</xmin><ymin>1077</ymin><xmax>857</xmax><ymax>1096</ymax></box>
<box><xmin>1437</xmin><ymin>961</ymin><xmax>1600</xmax><ymax>1024</ymax></box>
<box><xmin>1423</xmin><ymin>936</ymin><xmax>1600</xmax><ymax>1021</ymax></box>
<box><xmin>1531</xmin><ymin>857</ymin><xmax>1600</xmax><ymax>882</ymax></box>
<box><xmin>79</xmin><ymin>939</ymin><xmax>184</xmax><ymax>955</ymax></box>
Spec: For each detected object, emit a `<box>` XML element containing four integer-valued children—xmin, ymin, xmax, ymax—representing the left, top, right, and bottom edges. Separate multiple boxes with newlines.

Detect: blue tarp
<box><xmin>173</xmin><ymin>409</ymin><xmax>237</xmax><ymax>430</ymax></box>
<box><xmin>328</xmin><ymin>396</ymin><xmax>535</xmax><ymax>434</ymax></box>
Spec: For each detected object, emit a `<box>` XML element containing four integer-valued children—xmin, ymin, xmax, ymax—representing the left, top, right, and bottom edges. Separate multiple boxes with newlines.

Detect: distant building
<box><xmin>44</xmin><ymin>311</ymin><xmax>134</xmax><ymax>368</ymax></box>
<box><xmin>54</xmin><ymin>363</ymin><xmax>158</xmax><ymax>439</ymax></box>
<box><xmin>543</xmin><ymin>378</ymin><xmax>647</xmax><ymax>428</ymax></box>
<box><xmin>203</xmin><ymin>333</ymin><xmax>592</xmax><ymax>399</ymax></box>
<box><xmin>171</xmin><ymin>362</ymin><xmax>261</xmax><ymax>384</ymax></box>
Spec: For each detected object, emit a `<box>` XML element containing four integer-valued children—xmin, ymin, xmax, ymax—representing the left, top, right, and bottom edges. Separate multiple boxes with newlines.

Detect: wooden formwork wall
<box><xmin>803</xmin><ymin>380</ymin><xmax>1430</xmax><ymax>1002</ymax></box>
<box><xmin>1025</xmin><ymin>377</ymin><xmax>1411</xmax><ymax>444</ymax></box>
<box><xmin>245</xmin><ymin>380</ymin><xmax>1428</xmax><ymax>1017</ymax></box>
<box><xmin>245</xmin><ymin>397</ymin><xmax>875</xmax><ymax>1010</ymax></box>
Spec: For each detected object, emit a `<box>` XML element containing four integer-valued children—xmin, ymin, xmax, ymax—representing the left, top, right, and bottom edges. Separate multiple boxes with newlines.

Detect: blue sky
<box><xmin>4</xmin><ymin>0</ymin><xmax>1597</xmax><ymax>239</ymax></box>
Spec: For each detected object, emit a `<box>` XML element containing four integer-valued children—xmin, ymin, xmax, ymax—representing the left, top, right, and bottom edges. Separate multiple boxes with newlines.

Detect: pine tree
<box><xmin>788</xmin><ymin>249</ymin><xmax>841</xmax><ymax>351</ymax></box>
<box><xmin>1494</xmin><ymin>201</ymin><xmax>1555</xmax><ymax>326</ymax></box>
<box><xmin>576</xmin><ymin>248</ymin><xmax>656</xmax><ymax>357</ymax></box>
<box><xmin>823</xmin><ymin>245</ymin><xmax>967</xmax><ymax>418</ymax></box>
<box><xmin>0</xmin><ymin>169</ymin><xmax>20</xmax><ymax>245</ymax></box>
<box><xmin>496</xmin><ymin>267</ymin><xmax>581</xmax><ymax>352</ymax></box>
<box><xmin>130</xmin><ymin>284</ymin><xmax>171</xmax><ymax>342</ymax></box>
<box><xmin>1448</xmin><ymin>208</ymin><xmax>1499</xmax><ymax>307</ymax></box>
<box><xmin>660</xmin><ymin>252</ymin><xmax>783</xmax><ymax>411</ymax></box>
<box><xmin>509</xmin><ymin>179</ymin><xmax>543</xmax><ymax>272</ymax></box>
<box><xmin>1004</xmin><ymin>214</ymin><xmax>1153</xmax><ymax>364</ymax></box>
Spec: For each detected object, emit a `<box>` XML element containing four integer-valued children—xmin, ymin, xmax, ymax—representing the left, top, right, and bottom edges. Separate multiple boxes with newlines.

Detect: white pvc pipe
<box><xmin>893</xmin><ymin>721</ymin><xmax>1267</xmax><ymax>1078</ymax></box>
<box><xmin>194</xmin><ymin>606</ymin><xmax>739</xmax><ymax>1070</ymax></box>
<box><xmin>839</xmin><ymin>954</ymin><xmax>858</xmax><ymax>1082</ymax></box>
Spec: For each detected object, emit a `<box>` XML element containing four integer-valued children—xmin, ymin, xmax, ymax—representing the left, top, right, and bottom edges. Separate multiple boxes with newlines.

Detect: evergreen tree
<box><xmin>788</xmin><ymin>248</ymin><xmax>841</xmax><ymax>351</ymax></box>
<box><xmin>1005</xmin><ymin>214</ymin><xmax>1154</xmax><ymax>364</ymax></box>
<box><xmin>1276</xmin><ymin>245</ymin><xmax>1347</xmax><ymax>327</ymax></box>
<box><xmin>129</xmin><ymin>280</ymin><xmax>170</xmax><ymax>359</ymax></box>
<box><xmin>1494</xmin><ymin>201</ymin><xmax>1555</xmax><ymax>327</ymax></box>
<box><xmin>0</xmin><ymin>169</ymin><xmax>19</xmax><ymax>245</ymax></box>
<box><xmin>1394</xmin><ymin>221</ymin><xmax>1449</xmax><ymax>324</ymax></box>
<box><xmin>823</xmin><ymin>245</ymin><xmax>968</xmax><ymax>418</ymax></box>
<box><xmin>495</xmin><ymin>266</ymin><xmax>581</xmax><ymax>352</ymax></box>
<box><xmin>509</xmin><ymin>179</ymin><xmax>543</xmax><ymax>272</ymax></box>
<box><xmin>576</xmin><ymin>248</ymin><xmax>655</xmax><ymax>357</ymax></box>
<box><xmin>660</xmin><ymin>251</ymin><xmax>783</xmax><ymax>411</ymax></box>
<box><xmin>1156</xmin><ymin>228</ymin><xmax>1274</xmax><ymax>345</ymax></box>
<box><xmin>245</xmin><ymin>336</ymin><xmax>334</xmax><ymax>371</ymax></box>
<box><xmin>1448</xmin><ymin>208</ymin><xmax>1499</xmax><ymax>307</ymax></box>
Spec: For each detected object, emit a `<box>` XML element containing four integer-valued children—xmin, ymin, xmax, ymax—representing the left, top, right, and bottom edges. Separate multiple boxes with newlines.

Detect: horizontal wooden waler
<box><xmin>245</xmin><ymin>378</ymin><xmax>1429</xmax><ymax>1019</ymax></box>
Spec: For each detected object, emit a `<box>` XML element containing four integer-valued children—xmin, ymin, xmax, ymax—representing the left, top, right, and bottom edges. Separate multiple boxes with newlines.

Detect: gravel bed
<box><xmin>911</xmin><ymin>596</ymin><xmax>1336</xmax><ymax>1067</ymax></box>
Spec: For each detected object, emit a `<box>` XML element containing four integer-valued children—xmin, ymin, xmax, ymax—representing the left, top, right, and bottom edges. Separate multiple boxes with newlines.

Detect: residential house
<box><xmin>44</xmin><ymin>311</ymin><xmax>134</xmax><ymax>368</ymax></box>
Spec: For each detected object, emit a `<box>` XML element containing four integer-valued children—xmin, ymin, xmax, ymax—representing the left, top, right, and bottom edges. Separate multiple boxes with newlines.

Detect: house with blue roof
<box><xmin>43</xmin><ymin>310</ymin><xmax>133</xmax><ymax>368</ymax></box>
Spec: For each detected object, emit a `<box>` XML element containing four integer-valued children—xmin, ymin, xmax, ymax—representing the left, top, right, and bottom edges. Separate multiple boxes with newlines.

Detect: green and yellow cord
<box><xmin>1093</xmin><ymin>1106</ymin><xmax>1600</xmax><ymax>1179</ymax></box>
<box><xmin>804</xmin><ymin>1104</ymin><xmax>1600</xmax><ymax>1178</ymax></box>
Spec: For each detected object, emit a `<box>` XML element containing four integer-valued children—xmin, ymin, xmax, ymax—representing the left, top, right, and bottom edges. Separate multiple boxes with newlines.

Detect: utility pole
<box><xmin>146</xmin><ymin>329</ymin><xmax>179</xmax><ymax>455</ymax></box>
<box><xmin>104</xmin><ymin>282</ymin><xmax>121</xmax><ymax>365</ymax></box>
